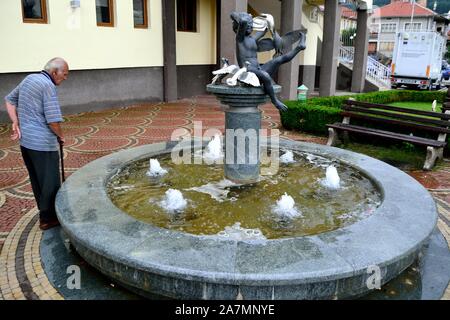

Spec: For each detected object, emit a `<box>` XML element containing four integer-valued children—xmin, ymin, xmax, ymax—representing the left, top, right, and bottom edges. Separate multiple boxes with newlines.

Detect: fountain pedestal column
<box><xmin>206</xmin><ymin>84</ymin><xmax>281</xmax><ymax>184</ymax></box>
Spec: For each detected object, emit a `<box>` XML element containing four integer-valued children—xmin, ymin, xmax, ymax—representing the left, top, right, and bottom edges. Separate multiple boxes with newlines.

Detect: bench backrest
<box><xmin>443</xmin><ymin>102</ymin><xmax>450</xmax><ymax>112</ymax></box>
<box><xmin>342</xmin><ymin>100</ymin><xmax>450</xmax><ymax>135</ymax></box>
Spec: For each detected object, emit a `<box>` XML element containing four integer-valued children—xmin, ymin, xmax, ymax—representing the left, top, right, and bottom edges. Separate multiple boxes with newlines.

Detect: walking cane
<box><xmin>59</xmin><ymin>139</ymin><xmax>66</xmax><ymax>183</ymax></box>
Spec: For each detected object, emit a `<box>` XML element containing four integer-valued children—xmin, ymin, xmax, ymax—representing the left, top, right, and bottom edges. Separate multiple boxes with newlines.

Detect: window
<box><xmin>177</xmin><ymin>0</ymin><xmax>197</xmax><ymax>32</ymax></box>
<box><xmin>22</xmin><ymin>0</ymin><xmax>47</xmax><ymax>23</ymax></box>
<box><xmin>404</xmin><ymin>22</ymin><xmax>422</xmax><ymax>32</ymax></box>
<box><xmin>96</xmin><ymin>0</ymin><xmax>114</xmax><ymax>27</ymax></box>
<box><xmin>379</xmin><ymin>42</ymin><xmax>395</xmax><ymax>52</ymax></box>
<box><xmin>133</xmin><ymin>0</ymin><xmax>148</xmax><ymax>28</ymax></box>
<box><xmin>370</xmin><ymin>24</ymin><xmax>380</xmax><ymax>33</ymax></box>
<box><xmin>380</xmin><ymin>23</ymin><xmax>397</xmax><ymax>33</ymax></box>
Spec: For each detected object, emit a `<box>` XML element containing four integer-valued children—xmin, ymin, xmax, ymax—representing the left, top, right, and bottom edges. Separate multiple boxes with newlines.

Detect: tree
<box><xmin>341</xmin><ymin>27</ymin><xmax>357</xmax><ymax>47</ymax></box>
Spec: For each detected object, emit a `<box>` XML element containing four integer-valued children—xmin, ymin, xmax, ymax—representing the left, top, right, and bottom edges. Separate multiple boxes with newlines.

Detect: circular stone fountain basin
<box><xmin>55</xmin><ymin>139</ymin><xmax>438</xmax><ymax>299</ymax></box>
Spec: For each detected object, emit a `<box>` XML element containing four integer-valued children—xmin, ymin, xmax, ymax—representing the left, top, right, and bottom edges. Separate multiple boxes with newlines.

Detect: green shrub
<box><xmin>282</xmin><ymin>90</ymin><xmax>447</xmax><ymax>134</ymax></box>
<box><xmin>282</xmin><ymin>101</ymin><xmax>341</xmax><ymax>134</ymax></box>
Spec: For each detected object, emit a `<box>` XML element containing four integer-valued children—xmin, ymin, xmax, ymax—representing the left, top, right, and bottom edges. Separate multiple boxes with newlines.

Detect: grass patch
<box><xmin>388</xmin><ymin>101</ymin><xmax>443</xmax><ymax>113</ymax></box>
<box><xmin>339</xmin><ymin>142</ymin><xmax>426</xmax><ymax>171</ymax></box>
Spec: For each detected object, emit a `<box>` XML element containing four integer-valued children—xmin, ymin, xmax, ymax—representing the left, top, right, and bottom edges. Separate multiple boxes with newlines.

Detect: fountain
<box><xmin>280</xmin><ymin>150</ymin><xmax>295</xmax><ymax>164</ymax></box>
<box><xmin>202</xmin><ymin>134</ymin><xmax>223</xmax><ymax>162</ymax></box>
<box><xmin>159</xmin><ymin>189</ymin><xmax>187</xmax><ymax>213</ymax></box>
<box><xmin>273</xmin><ymin>193</ymin><xmax>302</xmax><ymax>219</ymax></box>
<box><xmin>146</xmin><ymin>159</ymin><xmax>168</xmax><ymax>177</ymax></box>
<box><xmin>55</xmin><ymin>12</ymin><xmax>438</xmax><ymax>299</ymax></box>
<box><xmin>321</xmin><ymin>165</ymin><xmax>341</xmax><ymax>190</ymax></box>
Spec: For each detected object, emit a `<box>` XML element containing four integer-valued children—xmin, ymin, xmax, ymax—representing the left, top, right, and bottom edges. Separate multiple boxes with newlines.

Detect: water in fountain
<box><xmin>146</xmin><ymin>159</ymin><xmax>168</xmax><ymax>177</ymax></box>
<box><xmin>321</xmin><ymin>165</ymin><xmax>341</xmax><ymax>190</ymax></box>
<box><xmin>305</xmin><ymin>153</ymin><xmax>332</xmax><ymax>168</ymax></box>
<box><xmin>280</xmin><ymin>150</ymin><xmax>295</xmax><ymax>164</ymax></box>
<box><xmin>273</xmin><ymin>193</ymin><xmax>302</xmax><ymax>218</ymax></box>
<box><xmin>159</xmin><ymin>189</ymin><xmax>187</xmax><ymax>213</ymax></box>
<box><xmin>217</xmin><ymin>222</ymin><xmax>267</xmax><ymax>241</ymax></box>
<box><xmin>111</xmin><ymin>185</ymin><xmax>135</xmax><ymax>191</ymax></box>
<box><xmin>203</xmin><ymin>134</ymin><xmax>223</xmax><ymax>162</ymax></box>
<box><xmin>187</xmin><ymin>179</ymin><xmax>240</xmax><ymax>202</ymax></box>
<box><xmin>108</xmin><ymin>151</ymin><xmax>381</xmax><ymax>239</ymax></box>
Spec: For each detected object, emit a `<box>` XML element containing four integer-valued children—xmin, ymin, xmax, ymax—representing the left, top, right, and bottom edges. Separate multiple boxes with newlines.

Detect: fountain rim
<box><xmin>55</xmin><ymin>138</ymin><xmax>437</xmax><ymax>292</ymax></box>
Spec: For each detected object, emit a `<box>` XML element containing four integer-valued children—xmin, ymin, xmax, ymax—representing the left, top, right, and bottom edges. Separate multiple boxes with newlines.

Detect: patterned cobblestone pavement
<box><xmin>0</xmin><ymin>95</ymin><xmax>449</xmax><ymax>300</ymax></box>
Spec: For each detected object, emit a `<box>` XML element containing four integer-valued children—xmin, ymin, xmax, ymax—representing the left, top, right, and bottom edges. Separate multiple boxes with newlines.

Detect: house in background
<box><xmin>341</xmin><ymin>5</ymin><xmax>358</xmax><ymax>31</ymax></box>
<box><xmin>369</xmin><ymin>0</ymin><xmax>448</xmax><ymax>58</ymax></box>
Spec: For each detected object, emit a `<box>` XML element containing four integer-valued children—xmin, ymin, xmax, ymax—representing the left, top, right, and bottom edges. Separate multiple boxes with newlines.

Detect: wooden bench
<box><xmin>443</xmin><ymin>102</ymin><xmax>450</xmax><ymax>113</ymax></box>
<box><xmin>442</xmin><ymin>89</ymin><xmax>450</xmax><ymax>113</ymax></box>
<box><xmin>326</xmin><ymin>99</ymin><xmax>450</xmax><ymax>170</ymax></box>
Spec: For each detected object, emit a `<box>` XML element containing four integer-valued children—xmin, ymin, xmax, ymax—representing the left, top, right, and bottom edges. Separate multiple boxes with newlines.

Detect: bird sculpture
<box><xmin>226</xmin><ymin>61</ymin><xmax>260</xmax><ymax>87</ymax></box>
<box><xmin>263</xmin><ymin>14</ymin><xmax>283</xmax><ymax>57</ymax></box>
<box><xmin>255</xmin><ymin>14</ymin><xmax>306</xmax><ymax>58</ymax></box>
<box><xmin>211</xmin><ymin>58</ymin><xmax>239</xmax><ymax>85</ymax></box>
<box><xmin>238</xmin><ymin>62</ymin><xmax>261</xmax><ymax>87</ymax></box>
<box><xmin>226</xmin><ymin>66</ymin><xmax>247</xmax><ymax>86</ymax></box>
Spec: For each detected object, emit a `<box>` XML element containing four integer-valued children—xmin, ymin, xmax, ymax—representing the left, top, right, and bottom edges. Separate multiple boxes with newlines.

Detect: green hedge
<box><xmin>283</xmin><ymin>101</ymin><xmax>341</xmax><ymax>134</ymax></box>
<box><xmin>281</xmin><ymin>90</ymin><xmax>447</xmax><ymax>135</ymax></box>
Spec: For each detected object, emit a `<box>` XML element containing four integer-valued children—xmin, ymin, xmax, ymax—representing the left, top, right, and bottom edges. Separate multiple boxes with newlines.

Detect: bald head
<box><xmin>43</xmin><ymin>57</ymin><xmax>69</xmax><ymax>86</ymax></box>
<box><xmin>44</xmin><ymin>57</ymin><xmax>68</xmax><ymax>73</ymax></box>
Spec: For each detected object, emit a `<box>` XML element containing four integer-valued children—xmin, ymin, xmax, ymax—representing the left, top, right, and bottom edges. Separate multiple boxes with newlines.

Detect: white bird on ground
<box><xmin>432</xmin><ymin>99</ymin><xmax>437</xmax><ymax>112</ymax></box>
<box><xmin>211</xmin><ymin>58</ymin><xmax>239</xmax><ymax>85</ymax></box>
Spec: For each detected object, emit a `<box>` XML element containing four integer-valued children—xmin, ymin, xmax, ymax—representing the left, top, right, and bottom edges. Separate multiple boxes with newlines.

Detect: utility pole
<box><xmin>410</xmin><ymin>0</ymin><xmax>416</xmax><ymax>29</ymax></box>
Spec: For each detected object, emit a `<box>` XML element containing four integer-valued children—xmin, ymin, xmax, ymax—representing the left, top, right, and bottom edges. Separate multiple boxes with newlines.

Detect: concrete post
<box><xmin>351</xmin><ymin>9</ymin><xmax>370</xmax><ymax>93</ymax></box>
<box><xmin>301</xmin><ymin>66</ymin><xmax>316</xmax><ymax>94</ymax></box>
<box><xmin>278</xmin><ymin>0</ymin><xmax>303</xmax><ymax>101</ymax></box>
<box><xmin>219</xmin><ymin>0</ymin><xmax>248</xmax><ymax>65</ymax></box>
<box><xmin>162</xmin><ymin>0</ymin><xmax>177</xmax><ymax>102</ymax></box>
<box><xmin>319</xmin><ymin>0</ymin><xmax>341</xmax><ymax>96</ymax></box>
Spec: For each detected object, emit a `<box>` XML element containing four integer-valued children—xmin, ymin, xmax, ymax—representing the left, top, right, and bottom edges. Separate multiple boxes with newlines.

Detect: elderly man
<box><xmin>4</xmin><ymin>57</ymin><xmax>69</xmax><ymax>230</ymax></box>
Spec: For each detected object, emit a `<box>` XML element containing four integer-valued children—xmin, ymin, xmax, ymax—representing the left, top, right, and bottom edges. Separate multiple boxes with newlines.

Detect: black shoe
<box><xmin>39</xmin><ymin>219</ymin><xmax>60</xmax><ymax>230</ymax></box>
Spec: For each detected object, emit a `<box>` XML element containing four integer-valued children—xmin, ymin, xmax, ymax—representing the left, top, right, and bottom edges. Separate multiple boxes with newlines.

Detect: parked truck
<box><xmin>391</xmin><ymin>31</ymin><xmax>446</xmax><ymax>90</ymax></box>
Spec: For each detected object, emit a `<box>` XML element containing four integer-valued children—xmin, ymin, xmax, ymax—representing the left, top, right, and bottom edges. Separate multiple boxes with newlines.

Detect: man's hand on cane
<box><xmin>11</xmin><ymin>122</ymin><xmax>21</xmax><ymax>141</ymax></box>
<box><xmin>57</xmin><ymin>136</ymin><xmax>65</xmax><ymax>146</ymax></box>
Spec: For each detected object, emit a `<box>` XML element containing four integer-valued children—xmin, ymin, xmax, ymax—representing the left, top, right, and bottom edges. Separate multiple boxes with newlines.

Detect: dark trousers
<box><xmin>20</xmin><ymin>146</ymin><xmax>61</xmax><ymax>223</ymax></box>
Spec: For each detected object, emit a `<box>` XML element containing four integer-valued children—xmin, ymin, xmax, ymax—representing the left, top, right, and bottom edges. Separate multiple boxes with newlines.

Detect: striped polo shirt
<box><xmin>5</xmin><ymin>71</ymin><xmax>63</xmax><ymax>152</ymax></box>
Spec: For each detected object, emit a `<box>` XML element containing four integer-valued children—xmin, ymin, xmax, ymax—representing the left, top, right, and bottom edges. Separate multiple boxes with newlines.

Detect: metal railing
<box><xmin>366</xmin><ymin>57</ymin><xmax>391</xmax><ymax>88</ymax></box>
<box><xmin>339</xmin><ymin>46</ymin><xmax>354</xmax><ymax>65</ymax></box>
<box><xmin>339</xmin><ymin>45</ymin><xmax>391</xmax><ymax>89</ymax></box>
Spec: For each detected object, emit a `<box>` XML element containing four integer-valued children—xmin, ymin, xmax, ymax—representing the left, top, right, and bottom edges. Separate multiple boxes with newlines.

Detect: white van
<box><xmin>391</xmin><ymin>31</ymin><xmax>446</xmax><ymax>90</ymax></box>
